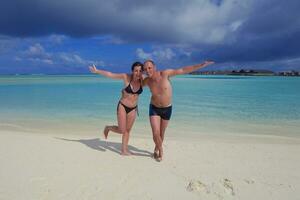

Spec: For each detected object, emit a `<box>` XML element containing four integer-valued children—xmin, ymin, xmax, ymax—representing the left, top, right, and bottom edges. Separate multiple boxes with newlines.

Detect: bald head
<box><xmin>144</xmin><ymin>59</ymin><xmax>155</xmax><ymax>66</ymax></box>
<box><xmin>144</xmin><ymin>59</ymin><xmax>156</xmax><ymax>77</ymax></box>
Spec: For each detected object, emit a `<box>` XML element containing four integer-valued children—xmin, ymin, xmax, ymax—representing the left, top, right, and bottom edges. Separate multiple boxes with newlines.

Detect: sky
<box><xmin>0</xmin><ymin>0</ymin><xmax>300</xmax><ymax>74</ymax></box>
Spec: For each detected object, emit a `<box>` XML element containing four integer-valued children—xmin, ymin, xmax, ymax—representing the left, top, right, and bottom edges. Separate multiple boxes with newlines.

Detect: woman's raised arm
<box><xmin>89</xmin><ymin>64</ymin><xmax>127</xmax><ymax>80</ymax></box>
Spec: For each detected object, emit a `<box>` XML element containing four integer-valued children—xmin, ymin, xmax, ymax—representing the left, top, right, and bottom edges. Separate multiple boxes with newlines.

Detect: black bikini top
<box><xmin>123</xmin><ymin>81</ymin><xmax>143</xmax><ymax>95</ymax></box>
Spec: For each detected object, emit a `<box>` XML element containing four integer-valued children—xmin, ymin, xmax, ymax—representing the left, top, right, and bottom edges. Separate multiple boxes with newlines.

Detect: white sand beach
<box><xmin>0</xmin><ymin>130</ymin><xmax>300</xmax><ymax>200</ymax></box>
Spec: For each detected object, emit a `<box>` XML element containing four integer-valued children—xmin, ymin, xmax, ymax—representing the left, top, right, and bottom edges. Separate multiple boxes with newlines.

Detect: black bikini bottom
<box><xmin>117</xmin><ymin>101</ymin><xmax>137</xmax><ymax>114</ymax></box>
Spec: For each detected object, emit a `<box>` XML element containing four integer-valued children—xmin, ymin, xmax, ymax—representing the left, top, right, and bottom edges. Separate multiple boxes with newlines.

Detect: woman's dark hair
<box><xmin>131</xmin><ymin>61</ymin><xmax>144</xmax><ymax>71</ymax></box>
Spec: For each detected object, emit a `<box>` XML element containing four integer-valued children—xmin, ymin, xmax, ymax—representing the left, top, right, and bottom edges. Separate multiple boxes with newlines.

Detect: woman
<box><xmin>89</xmin><ymin>62</ymin><xmax>144</xmax><ymax>155</ymax></box>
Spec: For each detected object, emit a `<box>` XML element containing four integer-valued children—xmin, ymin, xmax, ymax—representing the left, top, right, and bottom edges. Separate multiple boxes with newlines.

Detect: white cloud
<box><xmin>25</xmin><ymin>43</ymin><xmax>51</xmax><ymax>58</ymax></box>
<box><xmin>28</xmin><ymin>57</ymin><xmax>54</xmax><ymax>65</ymax></box>
<box><xmin>230</xmin><ymin>20</ymin><xmax>243</xmax><ymax>32</ymax></box>
<box><xmin>21</xmin><ymin>43</ymin><xmax>54</xmax><ymax>64</ymax></box>
<box><xmin>48</xmin><ymin>34</ymin><xmax>67</xmax><ymax>44</ymax></box>
<box><xmin>20</xmin><ymin>43</ymin><xmax>105</xmax><ymax>67</ymax></box>
<box><xmin>154</xmin><ymin>48</ymin><xmax>176</xmax><ymax>61</ymax></box>
<box><xmin>136</xmin><ymin>48</ymin><xmax>176</xmax><ymax>62</ymax></box>
<box><xmin>59</xmin><ymin>53</ymin><xmax>104</xmax><ymax>67</ymax></box>
<box><xmin>96</xmin><ymin>36</ymin><xmax>126</xmax><ymax>45</ymax></box>
<box><xmin>0</xmin><ymin>35</ymin><xmax>19</xmax><ymax>53</ymax></box>
<box><xmin>136</xmin><ymin>48</ymin><xmax>153</xmax><ymax>60</ymax></box>
<box><xmin>14</xmin><ymin>56</ymin><xmax>22</xmax><ymax>61</ymax></box>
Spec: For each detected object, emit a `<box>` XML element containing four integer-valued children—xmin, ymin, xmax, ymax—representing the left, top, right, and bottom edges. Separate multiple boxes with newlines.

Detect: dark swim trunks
<box><xmin>149</xmin><ymin>104</ymin><xmax>172</xmax><ymax>120</ymax></box>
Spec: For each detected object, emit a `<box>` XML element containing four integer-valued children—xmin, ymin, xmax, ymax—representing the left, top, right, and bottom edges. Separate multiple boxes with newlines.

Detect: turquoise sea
<box><xmin>0</xmin><ymin>75</ymin><xmax>299</xmax><ymax>137</ymax></box>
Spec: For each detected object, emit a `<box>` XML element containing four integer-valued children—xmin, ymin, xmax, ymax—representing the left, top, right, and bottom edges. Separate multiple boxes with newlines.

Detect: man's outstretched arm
<box><xmin>164</xmin><ymin>61</ymin><xmax>215</xmax><ymax>77</ymax></box>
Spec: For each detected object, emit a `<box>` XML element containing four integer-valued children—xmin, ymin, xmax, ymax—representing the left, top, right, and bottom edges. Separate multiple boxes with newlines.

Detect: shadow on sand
<box><xmin>54</xmin><ymin>137</ymin><xmax>152</xmax><ymax>157</ymax></box>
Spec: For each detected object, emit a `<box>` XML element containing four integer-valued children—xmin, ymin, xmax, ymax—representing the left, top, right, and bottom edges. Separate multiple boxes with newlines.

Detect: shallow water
<box><xmin>0</xmin><ymin>75</ymin><xmax>299</xmax><ymax>137</ymax></box>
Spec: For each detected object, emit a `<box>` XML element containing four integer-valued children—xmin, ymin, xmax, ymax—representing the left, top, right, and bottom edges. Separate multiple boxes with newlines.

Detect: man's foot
<box><xmin>103</xmin><ymin>126</ymin><xmax>109</xmax><ymax>139</ymax></box>
<box><xmin>156</xmin><ymin>156</ymin><xmax>162</xmax><ymax>162</ymax></box>
<box><xmin>121</xmin><ymin>151</ymin><xmax>133</xmax><ymax>156</ymax></box>
<box><xmin>156</xmin><ymin>149</ymin><xmax>163</xmax><ymax>162</ymax></box>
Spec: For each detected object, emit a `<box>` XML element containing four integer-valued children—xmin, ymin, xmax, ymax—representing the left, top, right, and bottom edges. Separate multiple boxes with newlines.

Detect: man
<box><xmin>143</xmin><ymin>60</ymin><xmax>214</xmax><ymax>161</ymax></box>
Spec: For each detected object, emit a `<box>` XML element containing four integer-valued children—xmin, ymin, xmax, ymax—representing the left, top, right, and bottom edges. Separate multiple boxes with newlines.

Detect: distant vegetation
<box><xmin>190</xmin><ymin>69</ymin><xmax>300</xmax><ymax>76</ymax></box>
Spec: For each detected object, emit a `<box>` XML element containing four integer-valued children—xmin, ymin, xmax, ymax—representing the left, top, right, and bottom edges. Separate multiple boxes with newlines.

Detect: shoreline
<box><xmin>1</xmin><ymin>73</ymin><xmax>300</xmax><ymax>77</ymax></box>
<box><xmin>1</xmin><ymin>117</ymin><xmax>300</xmax><ymax>139</ymax></box>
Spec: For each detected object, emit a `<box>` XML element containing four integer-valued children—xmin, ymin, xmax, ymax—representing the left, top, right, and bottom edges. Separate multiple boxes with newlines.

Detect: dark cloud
<box><xmin>0</xmin><ymin>0</ymin><xmax>240</xmax><ymax>41</ymax></box>
<box><xmin>194</xmin><ymin>29</ymin><xmax>300</xmax><ymax>63</ymax></box>
<box><xmin>210</xmin><ymin>0</ymin><xmax>223</xmax><ymax>6</ymax></box>
<box><xmin>188</xmin><ymin>0</ymin><xmax>300</xmax><ymax>64</ymax></box>
<box><xmin>0</xmin><ymin>0</ymin><xmax>300</xmax><ymax>66</ymax></box>
<box><xmin>0</xmin><ymin>0</ymin><xmax>179</xmax><ymax>39</ymax></box>
<box><xmin>240</xmin><ymin>1</ymin><xmax>300</xmax><ymax>36</ymax></box>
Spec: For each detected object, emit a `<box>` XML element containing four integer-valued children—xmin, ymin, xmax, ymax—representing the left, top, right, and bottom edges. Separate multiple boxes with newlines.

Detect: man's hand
<box><xmin>204</xmin><ymin>60</ymin><xmax>215</xmax><ymax>66</ymax></box>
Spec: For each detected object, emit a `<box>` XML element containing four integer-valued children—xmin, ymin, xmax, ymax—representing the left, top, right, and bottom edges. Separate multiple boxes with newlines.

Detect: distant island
<box><xmin>190</xmin><ymin>69</ymin><xmax>300</xmax><ymax>76</ymax></box>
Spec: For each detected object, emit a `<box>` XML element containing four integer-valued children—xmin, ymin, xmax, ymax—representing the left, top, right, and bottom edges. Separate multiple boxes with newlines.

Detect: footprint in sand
<box><xmin>221</xmin><ymin>178</ymin><xmax>235</xmax><ymax>195</ymax></box>
<box><xmin>244</xmin><ymin>179</ymin><xmax>255</xmax><ymax>184</ymax></box>
<box><xmin>186</xmin><ymin>180</ymin><xmax>210</xmax><ymax>194</ymax></box>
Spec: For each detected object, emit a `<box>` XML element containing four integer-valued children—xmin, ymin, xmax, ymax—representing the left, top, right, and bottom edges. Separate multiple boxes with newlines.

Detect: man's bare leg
<box><xmin>160</xmin><ymin>119</ymin><xmax>169</xmax><ymax>144</ymax></box>
<box><xmin>150</xmin><ymin>116</ymin><xmax>163</xmax><ymax>161</ymax></box>
<box><xmin>152</xmin><ymin>133</ymin><xmax>163</xmax><ymax>160</ymax></box>
<box><xmin>153</xmin><ymin>136</ymin><xmax>160</xmax><ymax>159</ymax></box>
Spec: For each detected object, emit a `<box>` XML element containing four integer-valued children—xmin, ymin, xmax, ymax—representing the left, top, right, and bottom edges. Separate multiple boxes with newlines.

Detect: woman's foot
<box><xmin>153</xmin><ymin>151</ymin><xmax>159</xmax><ymax>159</ymax></box>
<box><xmin>103</xmin><ymin>126</ymin><xmax>109</xmax><ymax>139</ymax></box>
<box><xmin>121</xmin><ymin>151</ymin><xmax>133</xmax><ymax>156</ymax></box>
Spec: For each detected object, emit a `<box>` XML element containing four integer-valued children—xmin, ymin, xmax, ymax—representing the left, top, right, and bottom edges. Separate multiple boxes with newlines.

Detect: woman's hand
<box><xmin>89</xmin><ymin>64</ymin><xmax>97</xmax><ymax>73</ymax></box>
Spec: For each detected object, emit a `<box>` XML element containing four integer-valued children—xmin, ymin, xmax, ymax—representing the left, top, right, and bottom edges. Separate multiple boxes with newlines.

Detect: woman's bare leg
<box><xmin>103</xmin><ymin>104</ymin><xmax>126</xmax><ymax>139</ymax></box>
<box><xmin>104</xmin><ymin>104</ymin><xmax>128</xmax><ymax>155</ymax></box>
<box><xmin>121</xmin><ymin>109</ymin><xmax>137</xmax><ymax>155</ymax></box>
<box><xmin>104</xmin><ymin>125</ymin><xmax>121</xmax><ymax>139</ymax></box>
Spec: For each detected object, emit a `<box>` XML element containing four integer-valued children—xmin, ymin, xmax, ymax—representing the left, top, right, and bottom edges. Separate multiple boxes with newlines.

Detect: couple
<box><xmin>89</xmin><ymin>60</ymin><xmax>214</xmax><ymax>161</ymax></box>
